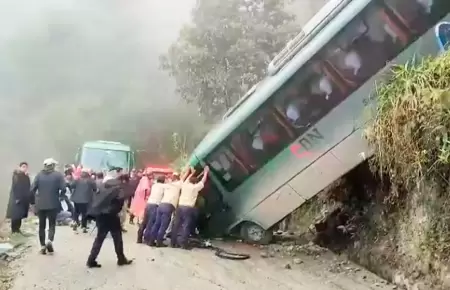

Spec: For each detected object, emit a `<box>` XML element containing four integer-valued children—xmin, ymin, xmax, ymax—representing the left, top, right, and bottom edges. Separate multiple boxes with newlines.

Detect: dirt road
<box><xmin>10</xmin><ymin>225</ymin><xmax>393</xmax><ymax>290</ymax></box>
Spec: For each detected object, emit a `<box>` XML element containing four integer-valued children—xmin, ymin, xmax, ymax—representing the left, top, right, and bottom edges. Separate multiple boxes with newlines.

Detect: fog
<box><xmin>0</xmin><ymin>0</ymin><xmax>195</xmax><ymax>216</ymax></box>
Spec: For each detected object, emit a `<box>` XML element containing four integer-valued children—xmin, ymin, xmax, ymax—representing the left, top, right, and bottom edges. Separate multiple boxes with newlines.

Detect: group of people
<box><xmin>6</xmin><ymin>158</ymin><xmax>210</xmax><ymax>268</ymax></box>
<box><xmin>6</xmin><ymin>158</ymin><xmax>133</xmax><ymax>268</ymax></box>
<box><xmin>131</xmin><ymin>165</ymin><xmax>209</xmax><ymax>249</ymax></box>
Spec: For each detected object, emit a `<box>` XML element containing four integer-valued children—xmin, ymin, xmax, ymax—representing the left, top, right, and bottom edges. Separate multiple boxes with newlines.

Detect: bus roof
<box><xmin>82</xmin><ymin>140</ymin><xmax>131</xmax><ymax>151</ymax></box>
<box><xmin>191</xmin><ymin>0</ymin><xmax>367</xmax><ymax>161</ymax></box>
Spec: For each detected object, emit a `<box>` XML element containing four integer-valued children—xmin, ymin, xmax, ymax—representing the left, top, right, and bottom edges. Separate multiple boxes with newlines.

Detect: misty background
<box><xmin>0</xmin><ymin>0</ymin><xmax>327</xmax><ymax>217</ymax></box>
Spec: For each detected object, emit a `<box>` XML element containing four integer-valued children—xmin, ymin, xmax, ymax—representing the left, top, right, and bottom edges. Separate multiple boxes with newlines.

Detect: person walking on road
<box><xmin>86</xmin><ymin>169</ymin><xmax>132</xmax><ymax>268</ymax></box>
<box><xmin>70</xmin><ymin>169</ymin><xmax>97</xmax><ymax>233</ymax></box>
<box><xmin>171</xmin><ymin>166</ymin><xmax>209</xmax><ymax>249</ymax></box>
<box><xmin>6</xmin><ymin>162</ymin><xmax>31</xmax><ymax>235</ymax></box>
<box><xmin>30</xmin><ymin>158</ymin><xmax>66</xmax><ymax>255</ymax></box>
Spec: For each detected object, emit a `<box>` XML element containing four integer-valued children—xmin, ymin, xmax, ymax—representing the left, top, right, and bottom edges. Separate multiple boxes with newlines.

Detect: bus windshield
<box><xmin>80</xmin><ymin>147</ymin><xmax>129</xmax><ymax>171</ymax></box>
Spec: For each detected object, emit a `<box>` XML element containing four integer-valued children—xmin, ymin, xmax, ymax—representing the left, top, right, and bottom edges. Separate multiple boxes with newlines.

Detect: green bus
<box><xmin>189</xmin><ymin>0</ymin><xmax>450</xmax><ymax>244</ymax></box>
<box><xmin>76</xmin><ymin>140</ymin><xmax>136</xmax><ymax>172</ymax></box>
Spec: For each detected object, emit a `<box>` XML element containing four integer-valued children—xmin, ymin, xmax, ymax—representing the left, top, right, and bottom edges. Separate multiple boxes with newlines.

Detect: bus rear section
<box><xmin>192</xmin><ymin>0</ymin><xmax>450</xmax><ymax>244</ymax></box>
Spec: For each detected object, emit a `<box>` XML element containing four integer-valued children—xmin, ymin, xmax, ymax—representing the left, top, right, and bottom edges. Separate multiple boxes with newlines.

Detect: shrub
<box><xmin>365</xmin><ymin>52</ymin><xmax>450</xmax><ymax>195</ymax></box>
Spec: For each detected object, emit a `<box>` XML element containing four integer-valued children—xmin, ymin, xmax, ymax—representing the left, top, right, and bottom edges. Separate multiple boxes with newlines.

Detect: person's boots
<box><xmin>117</xmin><ymin>257</ymin><xmax>133</xmax><ymax>266</ymax></box>
<box><xmin>155</xmin><ymin>241</ymin><xmax>167</xmax><ymax>248</ymax></box>
<box><xmin>86</xmin><ymin>260</ymin><xmax>102</xmax><ymax>268</ymax></box>
<box><xmin>39</xmin><ymin>246</ymin><xmax>47</xmax><ymax>255</ymax></box>
<box><xmin>46</xmin><ymin>241</ymin><xmax>54</xmax><ymax>254</ymax></box>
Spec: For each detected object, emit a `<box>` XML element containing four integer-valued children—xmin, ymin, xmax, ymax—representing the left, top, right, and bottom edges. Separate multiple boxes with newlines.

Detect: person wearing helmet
<box><xmin>30</xmin><ymin>158</ymin><xmax>66</xmax><ymax>255</ymax></box>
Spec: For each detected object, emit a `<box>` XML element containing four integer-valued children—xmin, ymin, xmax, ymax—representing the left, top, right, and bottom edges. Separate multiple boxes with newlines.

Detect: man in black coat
<box><xmin>86</xmin><ymin>169</ymin><xmax>132</xmax><ymax>268</ymax></box>
<box><xmin>70</xmin><ymin>170</ymin><xmax>97</xmax><ymax>233</ymax></box>
<box><xmin>6</xmin><ymin>162</ymin><xmax>31</xmax><ymax>234</ymax></box>
<box><xmin>30</xmin><ymin>158</ymin><xmax>66</xmax><ymax>255</ymax></box>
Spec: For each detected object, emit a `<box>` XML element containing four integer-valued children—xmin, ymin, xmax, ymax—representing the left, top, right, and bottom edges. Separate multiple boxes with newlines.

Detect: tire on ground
<box><xmin>239</xmin><ymin>221</ymin><xmax>273</xmax><ymax>245</ymax></box>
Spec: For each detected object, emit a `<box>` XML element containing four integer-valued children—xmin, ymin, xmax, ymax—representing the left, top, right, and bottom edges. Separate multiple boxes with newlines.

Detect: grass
<box><xmin>365</xmin><ymin>51</ymin><xmax>450</xmax><ymax>197</ymax></box>
<box><xmin>365</xmin><ymin>51</ymin><xmax>450</xmax><ymax>263</ymax></box>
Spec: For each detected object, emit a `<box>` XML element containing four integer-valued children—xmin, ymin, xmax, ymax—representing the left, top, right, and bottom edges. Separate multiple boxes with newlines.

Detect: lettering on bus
<box><xmin>289</xmin><ymin>127</ymin><xmax>324</xmax><ymax>158</ymax></box>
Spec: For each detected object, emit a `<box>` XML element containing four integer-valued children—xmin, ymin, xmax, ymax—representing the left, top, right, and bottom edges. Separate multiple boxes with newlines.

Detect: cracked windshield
<box><xmin>0</xmin><ymin>0</ymin><xmax>449</xmax><ymax>290</ymax></box>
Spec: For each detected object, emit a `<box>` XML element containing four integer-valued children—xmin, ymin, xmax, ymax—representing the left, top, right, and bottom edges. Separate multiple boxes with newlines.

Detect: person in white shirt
<box><xmin>141</xmin><ymin>175</ymin><xmax>165</xmax><ymax>244</ymax></box>
<box><xmin>146</xmin><ymin>168</ymin><xmax>190</xmax><ymax>247</ymax></box>
<box><xmin>170</xmin><ymin>166</ymin><xmax>209</xmax><ymax>249</ymax></box>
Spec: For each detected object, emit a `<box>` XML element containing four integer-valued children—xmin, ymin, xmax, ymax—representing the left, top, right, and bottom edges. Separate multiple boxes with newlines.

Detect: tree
<box><xmin>161</xmin><ymin>0</ymin><xmax>299</xmax><ymax>120</ymax></box>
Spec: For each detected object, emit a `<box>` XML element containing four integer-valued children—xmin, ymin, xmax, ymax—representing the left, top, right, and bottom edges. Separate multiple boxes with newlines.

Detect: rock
<box><xmin>0</xmin><ymin>243</ymin><xmax>14</xmax><ymax>255</ymax></box>
<box><xmin>284</xmin><ymin>263</ymin><xmax>292</xmax><ymax>270</ymax></box>
<box><xmin>260</xmin><ymin>252</ymin><xmax>269</xmax><ymax>258</ymax></box>
<box><xmin>443</xmin><ymin>274</ymin><xmax>450</xmax><ymax>289</ymax></box>
<box><xmin>293</xmin><ymin>258</ymin><xmax>303</xmax><ymax>265</ymax></box>
<box><xmin>411</xmin><ymin>271</ymin><xmax>420</xmax><ymax>279</ymax></box>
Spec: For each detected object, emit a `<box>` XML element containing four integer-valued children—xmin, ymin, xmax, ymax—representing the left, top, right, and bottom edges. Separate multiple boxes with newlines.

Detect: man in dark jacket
<box><xmin>70</xmin><ymin>170</ymin><xmax>97</xmax><ymax>233</ymax></box>
<box><xmin>30</xmin><ymin>158</ymin><xmax>66</xmax><ymax>255</ymax></box>
<box><xmin>6</xmin><ymin>162</ymin><xmax>31</xmax><ymax>234</ymax></box>
<box><xmin>86</xmin><ymin>169</ymin><xmax>132</xmax><ymax>268</ymax></box>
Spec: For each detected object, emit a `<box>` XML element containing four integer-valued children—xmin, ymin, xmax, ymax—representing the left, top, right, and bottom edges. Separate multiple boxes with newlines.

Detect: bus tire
<box><xmin>240</xmin><ymin>222</ymin><xmax>273</xmax><ymax>245</ymax></box>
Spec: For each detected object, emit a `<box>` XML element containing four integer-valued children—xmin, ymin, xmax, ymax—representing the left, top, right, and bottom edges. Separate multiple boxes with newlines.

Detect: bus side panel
<box><xmin>288</xmin><ymin>150</ymin><xmax>342</xmax><ymax>200</ymax></box>
<box><xmin>331</xmin><ymin>129</ymin><xmax>372</xmax><ymax>174</ymax></box>
<box><xmin>243</xmin><ymin>184</ymin><xmax>305</xmax><ymax>229</ymax></box>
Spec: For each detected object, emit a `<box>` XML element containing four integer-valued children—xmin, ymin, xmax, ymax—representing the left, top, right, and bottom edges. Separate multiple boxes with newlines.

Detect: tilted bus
<box><xmin>188</xmin><ymin>0</ymin><xmax>450</xmax><ymax>244</ymax></box>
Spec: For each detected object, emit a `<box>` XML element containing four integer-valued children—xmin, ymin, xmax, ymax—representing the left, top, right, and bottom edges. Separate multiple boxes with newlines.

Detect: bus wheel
<box><xmin>240</xmin><ymin>222</ymin><xmax>273</xmax><ymax>245</ymax></box>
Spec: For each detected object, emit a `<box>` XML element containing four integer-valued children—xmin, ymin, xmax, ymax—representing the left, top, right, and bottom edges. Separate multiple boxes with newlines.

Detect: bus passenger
<box><xmin>142</xmin><ymin>175</ymin><xmax>165</xmax><ymax>244</ymax></box>
<box><xmin>170</xmin><ymin>166</ymin><xmax>209</xmax><ymax>249</ymax></box>
<box><xmin>147</xmin><ymin>168</ymin><xmax>190</xmax><ymax>247</ymax></box>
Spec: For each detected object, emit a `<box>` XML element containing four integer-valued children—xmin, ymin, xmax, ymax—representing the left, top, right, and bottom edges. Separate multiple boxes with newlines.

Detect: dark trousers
<box><xmin>11</xmin><ymin>219</ymin><xmax>22</xmax><ymax>233</ymax></box>
<box><xmin>73</xmin><ymin>203</ymin><xmax>88</xmax><ymax>228</ymax></box>
<box><xmin>88</xmin><ymin>214</ymin><xmax>125</xmax><ymax>263</ymax></box>
<box><xmin>37</xmin><ymin>209</ymin><xmax>58</xmax><ymax>246</ymax></box>
<box><xmin>149</xmin><ymin>203</ymin><xmax>175</xmax><ymax>243</ymax></box>
<box><xmin>137</xmin><ymin>203</ymin><xmax>158</xmax><ymax>243</ymax></box>
<box><xmin>191</xmin><ymin>208</ymin><xmax>199</xmax><ymax>235</ymax></box>
<box><xmin>171</xmin><ymin>206</ymin><xmax>195</xmax><ymax>247</ymax></box>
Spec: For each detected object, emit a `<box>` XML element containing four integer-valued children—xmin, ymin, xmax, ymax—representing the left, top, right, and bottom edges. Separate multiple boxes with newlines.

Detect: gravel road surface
<box><xmin>10</xmin><ymin>225</ymin><xmax>393</xmax><ymax>290</ymax></box>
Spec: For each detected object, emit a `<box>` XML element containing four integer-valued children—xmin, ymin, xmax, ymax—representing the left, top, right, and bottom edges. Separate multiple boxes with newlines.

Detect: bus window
<box><xmin>207</xmin><ymin>146</ymin><xmax>249</xmax><ymax>191</ymax></box>
<box><xmin>235</xmin><ymin>107</ymin><xmax>292</xmax><ymax>170</ymax></box>
<box><xmin>383</xmin><ymin>0</ymin><xmax>431</xmax><ymax>35</ymax></box>
<box><xmin>324</xmin><ymin>3</ymin><xmax>408</xmax><ymax>87</ymax></box>
<box><xmin>383</xmin><ymin>0</ymin><xmax>448</xmax><ymax>35</ymax></box>
<box><xmin>274</xmin><ymin>62</ymin><xmax>346</xmax><ymax>135</ymax></box>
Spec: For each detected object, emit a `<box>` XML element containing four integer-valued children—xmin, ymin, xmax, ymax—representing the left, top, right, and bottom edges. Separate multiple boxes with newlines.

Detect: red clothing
<box><xmin>130</xmin><ymin>176</ymin><xmax>151</xmax><ymax>220</ymax></box>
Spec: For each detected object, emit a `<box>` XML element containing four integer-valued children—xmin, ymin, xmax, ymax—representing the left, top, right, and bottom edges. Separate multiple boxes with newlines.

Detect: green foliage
<box><xmin>160</xmin><ymin>0</ymin><xmax>299</xmax><ymax>119</ymax></box>
<box><xmin>365</xmin><ymin>52</ymin><xmax>450</xmax><ymax>196</ymax></box>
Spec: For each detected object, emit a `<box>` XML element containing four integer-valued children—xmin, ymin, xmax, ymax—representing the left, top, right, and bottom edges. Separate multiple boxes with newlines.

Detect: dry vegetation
<box><xmin>365</xmin><ymin>51</ymin><xmax>450</xmax><ymax>197</ymax></box>
<box><xmin>364</xmin><ymin>51</ymin><xmax>450</xmax><ymax>281</ymax></box>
